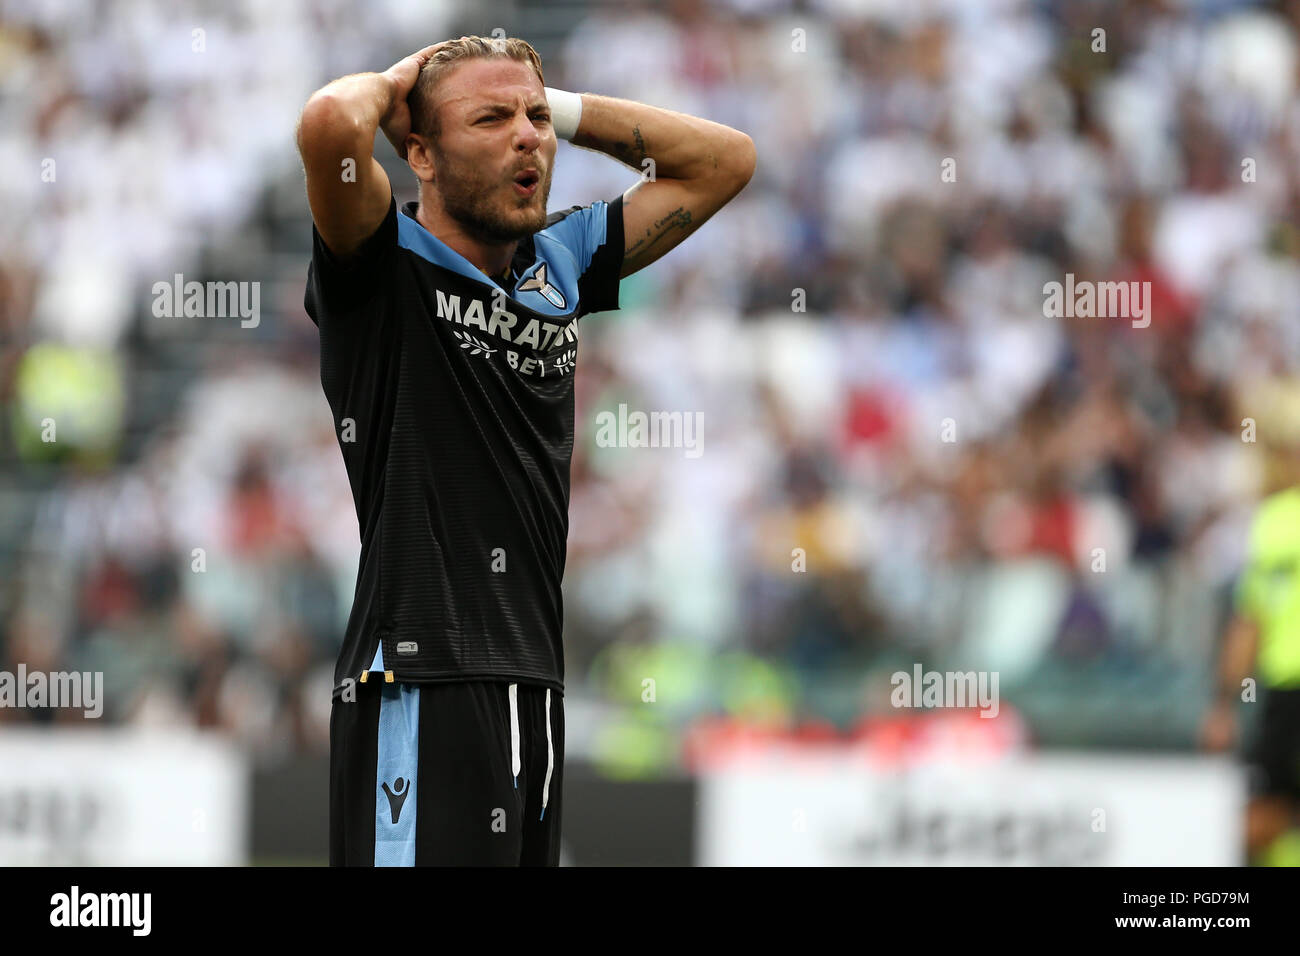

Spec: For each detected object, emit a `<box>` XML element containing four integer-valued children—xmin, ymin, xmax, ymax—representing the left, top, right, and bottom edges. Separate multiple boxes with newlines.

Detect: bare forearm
<box><xmin>296</xmin><ymin>45</ymin><xmax>441</xmax><ymax>257</ymax></box>
<box><xmin>1216</xmin><ymin>615</ymin><xmax>1259</xmax><ymax>703</ymax></box>
<box><xmin>570</xmin><ymin>93</ymin><xmax>754</xmax><ymax>183</ymax></box>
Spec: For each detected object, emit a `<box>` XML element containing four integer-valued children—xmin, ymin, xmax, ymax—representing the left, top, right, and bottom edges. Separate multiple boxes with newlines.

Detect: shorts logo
<box><xmin>518</xmin><ymin>261</ymin><xmax>567</xmax><ymax>310</ymax></box>
<box><xmin>396</xmin><ymin>641</ymin><xmax>419</xmax><ymax>655</ymax></box>
<box><xmin>381</xmin><ymin>776</ymin><xmax>411</xmax><ymax>824</ymax></box>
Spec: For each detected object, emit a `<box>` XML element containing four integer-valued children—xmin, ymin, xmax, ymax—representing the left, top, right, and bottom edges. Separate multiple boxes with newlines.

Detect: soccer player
<box><xmin>296</xmin><ymin>36</ymin><xmax>754</xmax><ymax>865</ymax></box>
<box><xmin>1202</xmin><ymin>482</ymin><xmax>1300</xmax><ymax>864</ymax></box>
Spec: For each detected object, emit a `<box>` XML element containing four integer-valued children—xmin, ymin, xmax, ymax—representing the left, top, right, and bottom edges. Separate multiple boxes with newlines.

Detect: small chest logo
<box><xmin>382</xmin><ymin>777</ymin><xmax>411</xmax><ymax>824</ymax></box>
<box><xmin>518</xmin><ymin>261</ymin><xmax>567</xmax><ymax>310</ymax></box>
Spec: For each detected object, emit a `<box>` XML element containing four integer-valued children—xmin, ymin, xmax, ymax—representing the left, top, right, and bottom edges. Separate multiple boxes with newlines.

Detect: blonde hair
<box><xmin>408</xmin><ymin>36</ymin><xmax>545</xmax><ymax>139</ymax></box>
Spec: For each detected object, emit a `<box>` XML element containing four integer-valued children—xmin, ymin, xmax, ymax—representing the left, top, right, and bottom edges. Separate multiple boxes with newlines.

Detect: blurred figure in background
<box><xmin>1203</xmin><ymin>441</ymin><xmax>1300</xmax><ymax>865</ymax></box>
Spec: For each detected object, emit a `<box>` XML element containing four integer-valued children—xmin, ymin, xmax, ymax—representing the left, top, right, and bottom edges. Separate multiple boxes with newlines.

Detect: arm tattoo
<box><xmin>585</xmin><ymin>123</ymin><xmax>648</xmax><ymax>170</ymax></box>
<box><xmin>625</xmin><ymin>205</ymin><xmax>693</xmax><ymax>268</ymax></box>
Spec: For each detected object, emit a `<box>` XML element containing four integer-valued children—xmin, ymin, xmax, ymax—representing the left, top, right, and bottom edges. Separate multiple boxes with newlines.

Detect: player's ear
<box><xmin>406</xmin><ymin>133</ymin><xmax>436</xmax><ymax>184</ymax></box>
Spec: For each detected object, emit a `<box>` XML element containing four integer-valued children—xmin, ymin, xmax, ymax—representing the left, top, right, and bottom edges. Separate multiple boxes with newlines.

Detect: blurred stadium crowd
<box><xmin>3</xmin><ymin>0</ymin><xmax>1300</xmax><ymax>773</ymax></box>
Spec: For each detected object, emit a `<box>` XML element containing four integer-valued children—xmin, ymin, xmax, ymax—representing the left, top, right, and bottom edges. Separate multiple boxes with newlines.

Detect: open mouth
<box><xmin>513</xmin><ymin>169</ymin><xmax>540</xmax><ymax>196</ymax></box>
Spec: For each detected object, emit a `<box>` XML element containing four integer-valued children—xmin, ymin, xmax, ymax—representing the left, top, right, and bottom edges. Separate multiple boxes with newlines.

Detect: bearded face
<box><xmin>430</xmin><ymin>138</ymin><xmax>551</xmax><ymax>243</ymax></box>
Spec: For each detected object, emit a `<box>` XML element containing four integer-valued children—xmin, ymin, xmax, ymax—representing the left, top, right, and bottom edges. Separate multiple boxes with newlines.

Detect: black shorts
<box><xmin>330</xmin><ymin>677</ymin><xmax>564</xmax><ymax>866</ymax></box>
<box><xmin>1246</xmin><ymin>686</ymin><xmax>1300</xmax><ymax>802</ymax></box>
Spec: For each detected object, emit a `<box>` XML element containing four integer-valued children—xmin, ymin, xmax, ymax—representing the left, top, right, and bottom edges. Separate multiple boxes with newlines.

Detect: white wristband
<box><xmin>545</xmin><ymin>87</ymin><xmax>583</xmax><ymax>140</ymax></box>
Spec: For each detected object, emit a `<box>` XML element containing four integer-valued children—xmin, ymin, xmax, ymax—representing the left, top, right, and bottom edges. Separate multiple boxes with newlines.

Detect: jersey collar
<box><xmin>398</xmin><ymin>201</ymin><xmax>536</xmax><ymax>293</ymax></box>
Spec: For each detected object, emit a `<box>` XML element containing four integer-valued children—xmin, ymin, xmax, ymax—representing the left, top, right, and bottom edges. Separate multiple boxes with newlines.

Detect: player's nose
<box><xmin>512</xmin><ymin>111</ymin><xmax>543</xmax><ymax>151</ymax></box>
<box><xmin>515</xmin><ymin>125</ymin><xmax>541</xmax><ymax>152</ymax></box>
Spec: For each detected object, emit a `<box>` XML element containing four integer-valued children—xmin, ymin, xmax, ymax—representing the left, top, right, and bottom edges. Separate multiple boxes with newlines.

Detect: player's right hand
<box><xmin>1198</xmin><ymin>700</ymin><xmax>1237</xmax><ymax>752</ymax></box>
<box><xmin>380</xmin><ymin>43</ymin><xmax>451</xmax><ymax>159</ymax></box>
